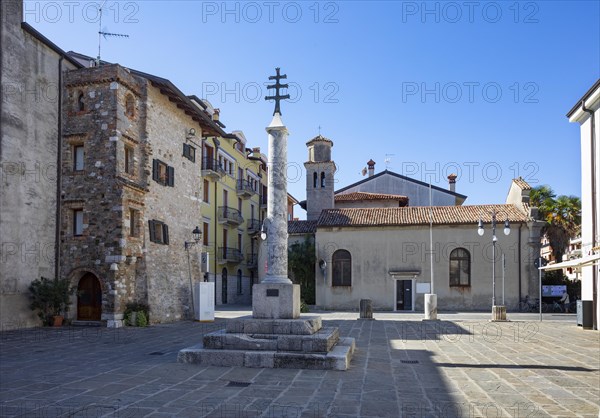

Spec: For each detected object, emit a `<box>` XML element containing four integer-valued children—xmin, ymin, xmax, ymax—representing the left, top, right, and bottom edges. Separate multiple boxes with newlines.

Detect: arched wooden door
<box><xmin>77</xmin><ymin>273</ymin><xmax>102</xmax><ymax>320</ymax></box>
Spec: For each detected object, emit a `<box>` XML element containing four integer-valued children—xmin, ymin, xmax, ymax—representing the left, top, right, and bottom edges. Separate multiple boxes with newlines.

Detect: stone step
<box><xmin>178</xmin><ymin>337</ymin><xmax>355</xmax><ymax>371</ymax></box>
<box><xmin>203</xmin><ymin>327</ymin><xmax>339</xmax><ymax>353</ymax></box>
<box><xmin>70</xmin><ymin>320</ymin><xmax>102</xmax><ymax>327</ymax></box>
<box><xmin>225</xmin><ymin>315</ymin><xmax>322</xmax><ymax>335</ymax></box>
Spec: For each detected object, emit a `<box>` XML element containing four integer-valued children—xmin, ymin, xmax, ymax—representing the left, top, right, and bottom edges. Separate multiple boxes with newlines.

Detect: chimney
<box><xmin>212</xmin><ymin>108</ymin><xmax>220</xmax><ymax>121</ymax></box>
<box><xmin>367</xmin><ymin>159</ymin><xmax>376</xmax><ymax>177</ymax></box>
<box><xmin>448</xmin><ymin>173</ymin><xmax>457</xmax><ymax>192</ymax></box>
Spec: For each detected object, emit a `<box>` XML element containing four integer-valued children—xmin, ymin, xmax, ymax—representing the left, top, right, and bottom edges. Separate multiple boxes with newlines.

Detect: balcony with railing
<box><xmin>247</xmin><ymin>218</ymin><xmax>261</xmax><ymax>234</ymax></box>
<box><xmin>246</xmin><ymin>253</ymin><xmax>258</xmax><ymax>269</ymax></box>
<box><xmin>237</xmin><ymin>179</ymin><xmax>257</xmax><ymax>199</ymax></box>
<box><xmin>218</xmin><ymin>247</ymin><xmax>244</xmax><ymax>264</ymax></box>
<box><xmin>218</xmin><ymin>206</ymin><xmax>244</xmax><ymax>226</ymax></box>
<box><xmin>201</xmin><ymin>157</ymin><xmax>226</xmax><ymax>180</ymax></box>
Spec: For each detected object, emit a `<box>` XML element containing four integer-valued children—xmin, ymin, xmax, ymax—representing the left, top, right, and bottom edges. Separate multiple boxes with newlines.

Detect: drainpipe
<box><xmin>54</xmin><ymin>56</ymin><xmax>64</xmax><ymax>279</ymax></box>
<box><xmin>518</xmin><ymin>223</ymin><xmax>522</xmax><ymax>305</ymax></box>
<box><xmin>582</xmin><ymin>100</ymin><xmax>597</xmax><ymax>330</ymax></box>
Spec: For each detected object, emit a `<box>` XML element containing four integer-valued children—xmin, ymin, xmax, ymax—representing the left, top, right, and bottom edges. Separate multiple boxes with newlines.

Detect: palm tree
<box><xmin>530</xmin><ymin>186</ymin><xmax>581</xmax><ymax>262</ymax></box>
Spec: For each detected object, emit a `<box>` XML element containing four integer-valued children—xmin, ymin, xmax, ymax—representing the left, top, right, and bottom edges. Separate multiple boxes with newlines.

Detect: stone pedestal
<box><xmin>359</xmin><ymin>299</ymin><xmax>373</xmax><ymax>319</ymax></box>
<box><xmin>491</xmin><ymin>305</ymin><xmax>507</xmax><ymax>321</ymax></box>
<box><xmin>424</xmin><ymin>294</ymin><xmax>438</xmax><ymax>320</ymax></box>
<box><xmin>252</xmin><ymin>283</ymin><xmax>300</xmax><ymax>319</ymax></box>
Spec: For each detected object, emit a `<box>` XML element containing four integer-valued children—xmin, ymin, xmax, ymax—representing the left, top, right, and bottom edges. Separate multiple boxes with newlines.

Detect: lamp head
<box><xmin>260</xmin><ymin>222</ymin><xmax>267</xmax><ymax>240</ymax></box>
<box><xmin>192</xmin><ymin>226</ymin><xmax>202</xmax><ymax>243</ymax></box>
<box><xmin>503</xmin><ymin>219</ymin><xmax>510</xmax><ymax>236</ymax></box>
<box><xmin>477</xmin><ymin>219</ymin><xmax>484</xmax><ymax>236</ymax></box>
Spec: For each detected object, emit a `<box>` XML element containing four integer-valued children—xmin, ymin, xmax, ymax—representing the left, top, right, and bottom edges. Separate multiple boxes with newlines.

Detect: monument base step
<box><xmin>203</xmin><ymin>327</ymin><xmax>339</xmax><ymax>353</ymax></box>
<box><xmin>178</xmin><ymin>337</ymin><xmax>355</xmax><ymax>370</ymax></box>
<box><xmin>225</xmin><ymin>315</ymin><xmax>322</xmax><ymax>335</ymax></box>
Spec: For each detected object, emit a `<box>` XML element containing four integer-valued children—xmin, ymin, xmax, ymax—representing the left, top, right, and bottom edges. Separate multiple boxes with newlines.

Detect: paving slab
<box><xmin>0</xmin><ymin>311</ymin><xmax>598</xmax><ymax>417</ymax></box>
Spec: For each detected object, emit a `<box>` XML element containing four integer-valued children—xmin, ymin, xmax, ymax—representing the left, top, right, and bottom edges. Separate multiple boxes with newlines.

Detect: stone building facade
<box><xmin>0</xmin><ymin>1</ymin><xmax>80</xmax><ymax>328</ymax></box>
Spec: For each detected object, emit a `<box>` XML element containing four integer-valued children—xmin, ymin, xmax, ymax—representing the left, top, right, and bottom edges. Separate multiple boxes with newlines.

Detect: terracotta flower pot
<box><xmin>53</xmin><ymin>315</ymin><xmax>64</xmax><ymax>327</ymax></box>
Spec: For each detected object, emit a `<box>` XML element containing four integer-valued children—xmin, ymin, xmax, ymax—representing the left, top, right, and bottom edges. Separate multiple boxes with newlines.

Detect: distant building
<box><xmin>287</xmin><ymin>135</ymin><xmax>544</xmax><ymax>311</ymax></box>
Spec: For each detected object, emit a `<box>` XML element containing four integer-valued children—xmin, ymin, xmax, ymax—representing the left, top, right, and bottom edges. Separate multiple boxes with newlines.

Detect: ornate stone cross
<box><xmin>265</xmin><ymin>67</ymin><xmax>290</xmax><ymax>115</ymax></box>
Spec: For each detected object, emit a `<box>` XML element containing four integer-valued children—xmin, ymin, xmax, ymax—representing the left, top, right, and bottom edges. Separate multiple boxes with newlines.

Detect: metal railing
<box><xmin>217</xmin><ymin>206</ymin><xmax>244</xmax><ymax>225</ymax></box>
<box><xmin>219</xmin><ymin>247</ymin><xmax>244</xmax><ymax>263</ymax></box>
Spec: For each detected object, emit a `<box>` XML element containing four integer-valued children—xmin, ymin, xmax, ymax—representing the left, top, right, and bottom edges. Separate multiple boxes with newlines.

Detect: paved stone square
<box><xmin>0</xmin><ymin>310</ymin><xmax>598</xmax><ymax>417</ymax></box>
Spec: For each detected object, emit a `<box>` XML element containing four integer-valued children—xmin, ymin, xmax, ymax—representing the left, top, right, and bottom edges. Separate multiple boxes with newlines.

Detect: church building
<box><xmin>285</xmin><ymin>135</ymin><xmax>544</xmax><ymax>311</ymax></box>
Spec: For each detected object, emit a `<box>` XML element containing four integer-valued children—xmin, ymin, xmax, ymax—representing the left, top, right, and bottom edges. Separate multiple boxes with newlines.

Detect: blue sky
<box><xmin>24</xmin><ymin>1</ymin><xmax>599</xmax><ymax>213</ymax></box>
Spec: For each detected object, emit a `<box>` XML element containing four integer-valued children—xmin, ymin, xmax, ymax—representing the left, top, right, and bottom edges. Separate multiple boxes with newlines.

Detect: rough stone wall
<box><xmin>142</xmin><ymin>84</ymin><xmax>204</xmax><ymax>322</ymax></box>
<box><xmin>0</xmin><ymin>1</ymin><xmax>77</xmax><ymax>328</ymax></box>
<box><xmin>304</xmin><ymin>161</ymin><xmax>335</xmax><ymax>221</ymax></box>
<box><xmin>61</xmin><ymin>64</ymin><xmax>146</xmax><ymax>323</ymax></box>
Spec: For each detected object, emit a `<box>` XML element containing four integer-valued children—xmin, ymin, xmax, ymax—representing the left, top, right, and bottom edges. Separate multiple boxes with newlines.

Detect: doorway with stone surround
<box><xmin>77</xmin><ymin>272</ymin><xmax>102</xmax><ymax>321</ymax></box>
<box><xmin>395</xmin><ymin>279</ymin><xmax>414</xmax><ymax>311</ymax></box>
<box><xmin>221</xmin><ymin>268</ymin><xmax>228</xmax><ymax>304</ymax></box>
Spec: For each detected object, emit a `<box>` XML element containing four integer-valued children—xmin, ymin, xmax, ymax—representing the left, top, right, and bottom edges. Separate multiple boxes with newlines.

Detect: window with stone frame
<box><xmin>129</xmin><ymin>208</ymin><xmax>140</xmax><ymax>237</ymax></box>
<box><xmin>183</xmin><ymin>143</ymin><xmax>196</xmax><ymax>162</ymax></box>
<box><xmin>125</xmin><ymin>94</ymin><xmax>135</xmax><ymax>118</ymax></box>
<box><xmin>152</xmin><ymin>159</ymin><xmax>174</xmax><ymax>186</ymax></box>
<box><xmin>73</xmin><ymin>209</ymin><xmax>84</xmax><ymax>236</ymax></box>
<box><xmin>76</xmin><ymin>91</ymin><xmax>85</xmax><ymax>112</ymax></box>
<box><xmin>124</xmin><ymin>145</ymin><xmax>134</xmax><ymax>174</ymax></box>
<box><xmin>449</xmin><ymin>248</ymin><xmax>471</xmax><ymax>287</ymax></box>
<box><xmin>73</xmin><ymin>144</ymin><xmax>84</xmax><ymax>171</ymax></box>
<box><xmin>332</xmin><ymin>249</ymin><xmax>352</xmax><ymax>286</ymax></box>
<box><xmin>148</xmin><ymin>220</ymin><xmax>169</xmax><ymax>244</ymax></box>
<box><xmin>321</xmin><ymin>172</ymin><xmax>326</xmax><ymax>188</ymax></box>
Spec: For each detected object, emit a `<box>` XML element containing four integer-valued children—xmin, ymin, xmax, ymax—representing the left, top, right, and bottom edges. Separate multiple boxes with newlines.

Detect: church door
<box><xmin>77</xmin><ymin>273</ymin><xmax>102</xmax><ymax>321</ymax></box>
<box><xmin>396</xmin><ymin>280</ymin><xmax>413</xmax><ymax>311</ymax></box>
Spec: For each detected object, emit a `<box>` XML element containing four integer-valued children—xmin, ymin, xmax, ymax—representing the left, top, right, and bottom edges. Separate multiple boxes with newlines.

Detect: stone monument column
<box><xmin>263</xmin><ymin>113</ymin><xmax>291</xmax><ymax>284</ymax></box>
<box><xmin>253</xmin><ymin>68</ymin><xmax>300</xmax><ymax>319</ymax></box>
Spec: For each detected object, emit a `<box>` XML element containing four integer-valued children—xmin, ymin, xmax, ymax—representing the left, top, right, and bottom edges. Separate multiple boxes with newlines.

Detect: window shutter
<box><xmin>163</xmin><ymin>223</ymin><xmax>169</xmax><ymax>244</ymax></box>
<box><xmin>190</xmin><ymin>146</ymin><xmax>195</xmax><ymax>162</ymax></box>
<box><xmin>148</xmin><ymin>220</ymin><xmax>156</xmax><ymax>243</ymax></box>
<box><xmin>152</xmin><ymin>159</ymin><xmax>159</xmax><ymax>182</ymax></box>
<box><xmin>167</xmin><ymin>166</ymin><xmax>175</xmax><ymax>187</ymax></box>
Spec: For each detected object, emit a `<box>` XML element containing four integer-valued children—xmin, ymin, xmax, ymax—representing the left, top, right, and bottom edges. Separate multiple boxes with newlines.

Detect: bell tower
<box><xmin>304</xmin><ymin>135</ymin><xmax>335</xmax><ymax>221</ymax></box>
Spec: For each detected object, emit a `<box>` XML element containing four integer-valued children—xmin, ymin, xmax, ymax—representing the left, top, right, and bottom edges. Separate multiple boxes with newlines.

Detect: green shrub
<box><xmin>300</xmin><ymin>299</ymin><xmax>310</xmax><ymax>313</ymax></box>
<box><xmin>135</xmin><ymin>310</ymin><xmax>148</xmax><ymax>327</ymax></box>
<box><xmin>28</xmin><ymin>277</ymin><xmax>75</xmax><ymax>326</ymax></box>
<box><xmin>124</xmin><ymin>301</ymin><xmax>149</xmax><ymax>326</ymax></box>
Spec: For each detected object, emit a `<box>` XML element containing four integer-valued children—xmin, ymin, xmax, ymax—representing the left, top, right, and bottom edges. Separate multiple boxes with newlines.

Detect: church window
<box><xmin>321</xmin><ymin>172</ymin><xmax>325</xmax><ymax>188</ymax></box>
<box><xmin>313</xmin><ymin>172</ymin><xmax>317</xmax><ymax>188</ymax></box>
<box><xmin>332</xmin><ymin>250</ymin><xmax>351</xmax><ymax>287</ymax></box>
<box><xmin>449</xmin><ymin>248</ymin><xmax>470</xmax><ymax>286</ymax></box>
<box><xmin>73</xmin><ymin>209</ymin><xmax>84</xmax><ymax>236</ymax></box>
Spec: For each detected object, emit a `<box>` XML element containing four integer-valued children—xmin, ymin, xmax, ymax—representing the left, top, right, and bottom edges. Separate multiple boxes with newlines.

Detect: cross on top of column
<box><xmin>265</xmin><ymin>67</ymin><xmax>290</xmax><ymax>116</ymax></box>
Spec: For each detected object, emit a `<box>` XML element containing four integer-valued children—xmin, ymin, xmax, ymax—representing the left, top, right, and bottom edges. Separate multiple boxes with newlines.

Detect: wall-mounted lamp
<box><xmin>187</xmin><ymin>128</ymin><xmax>196</xmax><ymax>139</ymax></box>
<box><xmin>184</xmin><ymin>226</ymin><xmax>202</xmax><ymax>250</ymax></box>
<box><xmin>260</xmin><ymin>222</ymin><xmax>268</xmax><ymax>241</ymax></box>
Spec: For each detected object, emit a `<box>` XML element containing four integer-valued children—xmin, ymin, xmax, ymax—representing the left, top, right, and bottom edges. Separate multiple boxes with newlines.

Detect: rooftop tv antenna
<box><xmin>384</xmin><ymin>154</ymin><xmax>395</xmax><ymax>170</ymax></box>
<box><xmin>97</xmin><ymin>1</ymin><xmax>129</xmax><ymax>65</ymax></box>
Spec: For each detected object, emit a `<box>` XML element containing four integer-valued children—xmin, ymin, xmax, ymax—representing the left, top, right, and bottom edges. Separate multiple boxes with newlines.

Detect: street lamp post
<box><xmin>478</xmin><ymin>210</ymin><xmax>510</xmax><ymax>321</ymax></box>
<box><xmin>185</xmin><ymin>226</ymin><xmax>202</xmax><ymax>319</ymax></box>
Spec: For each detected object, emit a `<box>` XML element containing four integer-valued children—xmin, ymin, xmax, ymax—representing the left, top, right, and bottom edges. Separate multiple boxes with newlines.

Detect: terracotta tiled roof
<box><xmin>512</xmin><ymin>177</ymin><xmax>532</xmax><ymax>190</ymax></box>
<box><xmin>335</xmin><ymin>192</ymin><xmax>409</xmax><ymax>206</ymax></box>
<box><xmin>288</xmin><ymin>220</ymin><xmax>318</xmax><ymax>234</ymax></box>
<box><xmin>306</xmin><ymin>134</ymin><xmax>333</xmax><ymax>146</ymax></box>
<box><xmin>316</xmin><ymin>204</ymin><xmax>528</xmax><ymax>228</ymax></box>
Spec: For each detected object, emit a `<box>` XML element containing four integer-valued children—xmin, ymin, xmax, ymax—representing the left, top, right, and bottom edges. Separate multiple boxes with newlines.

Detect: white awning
<box><xmin>539</xmin><ymin>253</ymin><xmax>600</xmax><ymax>271</ymax></box>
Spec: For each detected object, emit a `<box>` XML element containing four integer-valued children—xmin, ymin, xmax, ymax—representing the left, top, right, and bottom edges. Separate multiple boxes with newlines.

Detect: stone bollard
<box><xmin>492</xmin><ymin>305</ymin><xmax>507</xmax><ymax>321</ymax></box>
<box><xmin>359</xmin><ymin>299</ymin><xmax>373</xmax><ymax>319</ymax></box>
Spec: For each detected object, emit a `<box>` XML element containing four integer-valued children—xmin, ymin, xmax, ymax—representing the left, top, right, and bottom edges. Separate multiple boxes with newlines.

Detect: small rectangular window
<box><xmin>73</xmin><ymin>209</ymin><xmax>83</xmax><ymax>236</ymax></box>
<box><xmin>129</xmin><ymin>208</ymin><xmax>139</xmax><ymax>237</ymax></box>
<box><xmin>74</xmin><ymin>145</ymin><xmax>84</xmax><ymax>171</ymax></box>
<box><xmin>125</xmin><ymin>145</ymin><xmax>134</xmax><ymax>174</ymax></box>
<box><xmin>203</xmin><ymin>179</ymin><xmax>209</xmax><ymax>202</ymax></box>
<box><xmin>148</xmin><ymin>220</ymin><xmax>169</xmax><ymax>245</ymax></box>
<box><xmin>152</xmin><ymin>159</ymin><xmax>174</xmax><ymax>187</ymax></box>
<box><xmin>183</xmin><ymin>143</ymin><xmax>196</xmax><ymax>162</ymax></box>
<box><xmin>203</xmin><ymin>222</ymin><xmax>209</xmax><ymax>246</ymax></box>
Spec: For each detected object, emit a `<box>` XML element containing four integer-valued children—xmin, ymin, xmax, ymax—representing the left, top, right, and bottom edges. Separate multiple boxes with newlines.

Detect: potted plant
<box><xmin>124</xmin><ymin>302</ymin><xmax>150</xmax><ymax>327</ymax></box>
<box><xmin>29</xmin><ymin>277</ymin><xmax>75</xmax><ymax>326</ymax></box>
